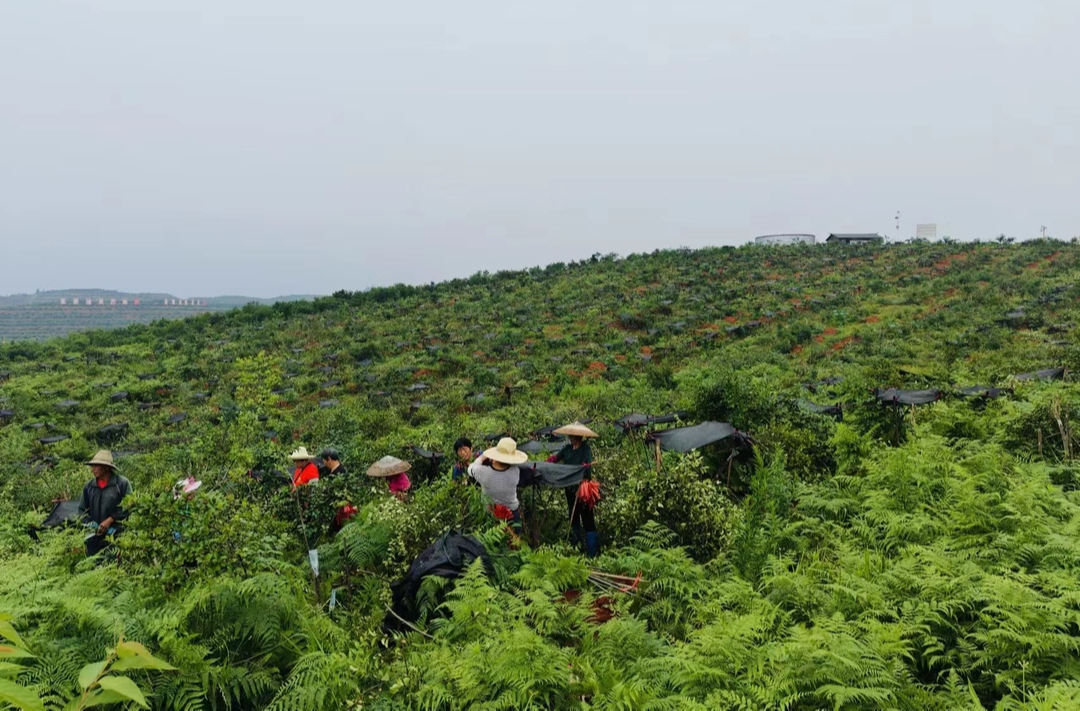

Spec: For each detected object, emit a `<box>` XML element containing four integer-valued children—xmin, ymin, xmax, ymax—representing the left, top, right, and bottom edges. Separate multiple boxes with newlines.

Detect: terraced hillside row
<box><xmin>2</xmin><ymin>239</ymin><xmax>1080</xmax><ymax>709</ymax></box>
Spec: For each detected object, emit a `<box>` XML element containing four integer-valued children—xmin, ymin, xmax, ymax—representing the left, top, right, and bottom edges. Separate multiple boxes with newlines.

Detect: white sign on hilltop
<box><xmin>916</xmin><ymin>223</ymin><xmax>937</xmax><ymax>240</ymax></box>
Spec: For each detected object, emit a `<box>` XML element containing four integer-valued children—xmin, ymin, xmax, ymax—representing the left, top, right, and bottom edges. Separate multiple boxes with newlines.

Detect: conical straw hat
<box><xmin>553</xmin><ymin>421</ymin><xmax>598</xmax><ymax>438</ymax></box>
<box><xmin>367</xmin><ymin>455</ymin><xmax>412</xmax><ymax>478</ymax></box>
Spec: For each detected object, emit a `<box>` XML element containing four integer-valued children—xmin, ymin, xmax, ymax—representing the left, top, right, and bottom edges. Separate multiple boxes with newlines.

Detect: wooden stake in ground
<box><xmin>1051</xmin><ymin>399</ymin><xmax>1073</xmax><ymax>460</ymax></box>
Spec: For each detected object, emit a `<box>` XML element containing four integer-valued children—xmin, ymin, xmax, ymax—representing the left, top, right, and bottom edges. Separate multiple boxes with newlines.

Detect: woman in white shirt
<box><xmin>468</xmin><ymin>437</ymin><xmax>528</xmax><ymax>534</ymax></box>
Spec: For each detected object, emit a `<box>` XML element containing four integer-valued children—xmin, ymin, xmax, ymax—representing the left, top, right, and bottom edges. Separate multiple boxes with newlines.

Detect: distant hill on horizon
<box><xmin>0</xmin><ymin>288</ymin><xmax>319</xmax><ymax>308</ymax></box>
<box><xmin>0</xmin><ymin>289</ymin><xmax>319</xmax><ymax>341</ymax></box>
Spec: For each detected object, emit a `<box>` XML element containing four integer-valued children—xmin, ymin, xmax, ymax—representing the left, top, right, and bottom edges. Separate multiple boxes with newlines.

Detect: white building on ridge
<box><xmin>754</xmin><ymin>233</ymin><xmax>816</xmax><ymax>246</ymax></box>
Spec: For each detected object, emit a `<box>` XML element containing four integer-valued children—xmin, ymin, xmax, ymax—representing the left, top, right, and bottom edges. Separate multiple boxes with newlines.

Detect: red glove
<box><xmin>577</xmin><ymin>480</ymin><xmax>601</xmax><ymax>508</ymax></box>
<box><xmin>546</xmin><ymin>455</ymin><xmax>558</xmax><ymax>463</ymax></box>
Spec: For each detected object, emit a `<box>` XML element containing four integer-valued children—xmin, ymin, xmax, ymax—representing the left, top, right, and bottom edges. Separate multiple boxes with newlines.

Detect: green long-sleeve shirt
<box><xmin>553</xmin><ymin>442</ymin><xmax>592</xmax><ymax>467</ymax></box>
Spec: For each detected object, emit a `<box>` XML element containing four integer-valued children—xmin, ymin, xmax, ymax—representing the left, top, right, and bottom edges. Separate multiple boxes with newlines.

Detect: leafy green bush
<box><xmin>603</xmin><ymin>452</ymin><xmax>741</xmax><ymax>561</ymax></box>
<box><xmin>119</xmin><ymin>488</ymin><xmax>293</xmax><ymax>591</ymax></box>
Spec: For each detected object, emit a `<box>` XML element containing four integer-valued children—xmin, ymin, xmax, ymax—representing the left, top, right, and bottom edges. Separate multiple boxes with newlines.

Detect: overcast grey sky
<box><xmin>2</xmin><ymin>1</ymin><xmax>1078</xmax><ymax>298</ymax></box>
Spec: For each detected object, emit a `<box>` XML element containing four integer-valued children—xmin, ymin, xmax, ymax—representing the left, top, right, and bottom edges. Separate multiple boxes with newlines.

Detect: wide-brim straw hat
<box><xmin>553</xmin><ymin>422</ymin><xmax>599</xmax><ymax>438</ymax></box>
<box><xmin>289</xmin><ymin>447</ymin><xmax>314</xmax><ymax>461</ymax></box>
<box><xmin>86</xmin><ymin>450</ymin><xmax>117</xmax><ymax>469</ymax></box>
<box><xmin>367</xmin><ymin>455</ymin><xmax>412</xmax><ymax>478</ymax></box>
<box><xmin>482</xmin><ymin>437</ymin><xmax>530</xmax><ymax>465</ymax></box>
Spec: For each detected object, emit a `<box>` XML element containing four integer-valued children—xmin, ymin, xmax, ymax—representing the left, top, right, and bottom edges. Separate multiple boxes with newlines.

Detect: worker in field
<box><xmin>320</xmin><ymin>448</ymin><xmax>358</xmax><ymax>534</ymax></box>
<box><xmin>367</xmin><ymin>456</ymin><xmax>412</xmax><ymax>500</ymax></box>
<box><xmin>469</xmin><ymin>437</ymin><xmax>527</xmax><ymax>534</ymax></box>
<box><xmin>450</xmin><ymin>437</ymin><xmax>477</xmax><ymax>483</ymax></box>
<box><xmin>320</xmin><ymin>448</ymin><xmax>347</xmax><ymax>477</ymax></box>
<box><xmin>79</xmin><ymin>450</ymin><xmax>133</xmax><ymax>556</ymax></box>
<box><xmin>548</xmin><ymin>422</ymin><xmax>600</xmax><ymax>557</ymax></box>
<box><xmin>290</xmin><ymin>447</ymin><xmax>320</xmax><ymax>487</ymax></box>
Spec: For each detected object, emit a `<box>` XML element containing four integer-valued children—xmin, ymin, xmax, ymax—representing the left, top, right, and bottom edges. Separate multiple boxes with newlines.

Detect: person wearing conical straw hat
<box><xmin>290</xmin><ymin>447</ymin><xmax>320</xmax><ymax>487</ymax></box>
<box><xmin>469</xmin><ymin>437</ymin><xmax>528</xmax><ymax>534</ymax></box>
<box><xmin>79</xmin><ymin>450</ymin><xmax>133</xmax><ymax>556</ymax></box>
<box><xmin>548</xmin><ymin>422</ymin><xmax>600</xmax><ymax>557</ymax></box>
<box><xmin>367</xmin><ymin>455</ymin><xmax>411</xmax><ymax>501</ymax></box>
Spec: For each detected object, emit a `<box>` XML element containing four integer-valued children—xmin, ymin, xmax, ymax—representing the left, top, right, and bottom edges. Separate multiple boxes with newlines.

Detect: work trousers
<box><xmin>565</xmin><ymin>487</ymin><xmax>596</xmax><ymax>532</ymax></box>
<box><xmin>85</xmin><ymin>534</ymin><xmax>112</xmax><ymax>557</ymax></box>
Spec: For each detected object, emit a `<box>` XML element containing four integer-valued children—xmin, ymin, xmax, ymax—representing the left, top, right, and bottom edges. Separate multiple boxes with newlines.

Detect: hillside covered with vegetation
<box><xmin>2</xmin><ymin>239</ymin><xmax>1080</xmax><ymax>709</ymax></box>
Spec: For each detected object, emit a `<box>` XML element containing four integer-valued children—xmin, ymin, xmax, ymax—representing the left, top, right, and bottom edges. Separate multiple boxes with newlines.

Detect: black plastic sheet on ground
<box><xmin>797</xmin><ymin>399</ymin><xmax>843</xmax><ymax>419</ymax></box>
<box><xmin>384</xmin><ymin>531</ymin><xmax>493</xmax><ymax>636</ymax></box>
<box><xmin>957</xmin><ymin>386</ymin><xmax>1009</xmax><ymax>399</ymax></box>
<box><xmin>517</xmin><ymin>462</ymin><xmax>589</xmax><ymax>489</ymax></box>
<box><xmin>96</xmin><ymin>423</ymin><xmax>129</xmax><ymax>444</ymax></box>
<box><xmin>874</xmin><ymin>389</ymin><xmax>942</xmax><ymax>406</ymax></box>
<box><xmin>1014</xmin><ymin>368</ymin><xmax>1065</xmax><ymax>381</ymax></box>
<box><xmin>647</xmin><ymin>421</ymin><xmax>738</xmax><ymax>453</ymax></box>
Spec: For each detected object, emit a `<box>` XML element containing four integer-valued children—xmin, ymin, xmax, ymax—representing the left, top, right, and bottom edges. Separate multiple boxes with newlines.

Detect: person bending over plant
<box><xmin>79</xmin><ymin>450</ymin><xmax>132</xmax><ymax>556</ymax></box>
<box><xmin>469</xmin><ymin>437</ymin><xmax>527</xmax><ymax>534</ymax></box>
<box><xmin>367</xmin><ymin>455</ymin><xmax>412</xmax><ymax>501</ymax></box>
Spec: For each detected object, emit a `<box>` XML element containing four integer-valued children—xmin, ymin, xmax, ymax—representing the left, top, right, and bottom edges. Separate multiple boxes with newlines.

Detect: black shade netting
<box><xmin>957</xmin><ymin>386</ymin><xmax>1009</xmax><ymax>399</ymax></box>
<box><xmin>648</xmin><ymin>421</ymin><xmax>738</xmax><ymax>453</ymax></box>
<box><xmin>516</xmin><ymin>462</ymin><xmax>589</xmax><ymax>489</ymax></box>
<box><xmin>874</xmin><ymin>389</ymin><xmax>942</xmax><ymax>406</ymax></box>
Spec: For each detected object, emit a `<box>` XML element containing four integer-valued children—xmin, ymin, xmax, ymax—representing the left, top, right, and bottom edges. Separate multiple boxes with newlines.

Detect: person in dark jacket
<box><xmin>320</xmin><ymin>449</ymin><xmax>357</xmax><ymax>536</ymax></box>
<box><xmin>79</xmin><ymin>450</ymin><xmax>132</xmax><ymax>556</ymax></box>
<box><xmin>320</xmin><ymin>449</ymin><xmax>347</xmax><ymax>477</ymax></box>
<box><xmin>548</xmin><ymin>422</ymin><xmax>599</xmax><ymax>557</ymax></box>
